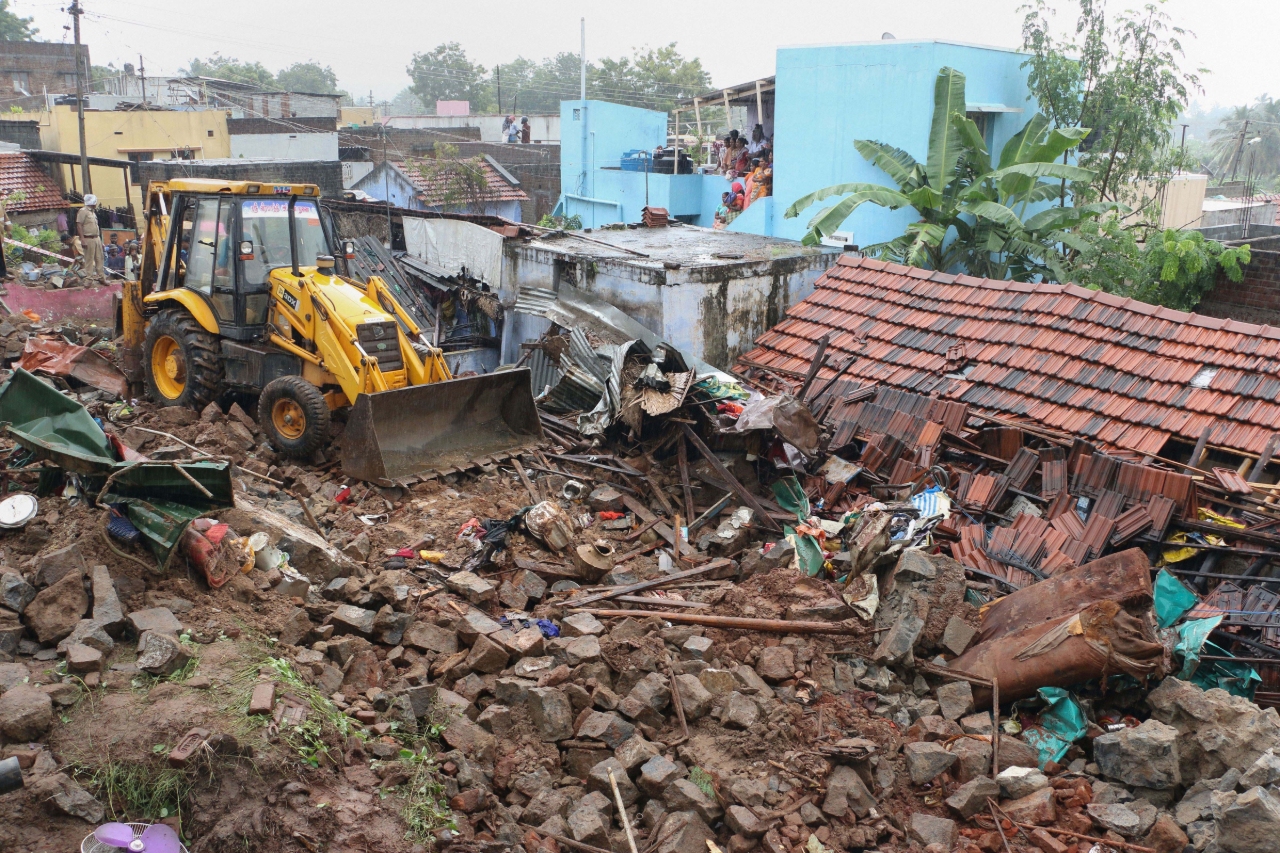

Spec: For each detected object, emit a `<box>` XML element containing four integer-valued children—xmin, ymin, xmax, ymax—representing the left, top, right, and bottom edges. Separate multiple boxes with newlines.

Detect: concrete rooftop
<box><xmin>527</xmin><ymin>223</ymin><xmax>835</xmax><ymax>269</ymax></box>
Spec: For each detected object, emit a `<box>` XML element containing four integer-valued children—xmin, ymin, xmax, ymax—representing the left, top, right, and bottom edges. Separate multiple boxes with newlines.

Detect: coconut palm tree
<box><xmin>784</xmin><ymin>67</ymin><xmax>1124</xmax><ymax>282</ymax></box>
<box><xmin>1207</xmin><ymin>96</ymin><xmax>1280</xmax><ymax>182</ymax></box>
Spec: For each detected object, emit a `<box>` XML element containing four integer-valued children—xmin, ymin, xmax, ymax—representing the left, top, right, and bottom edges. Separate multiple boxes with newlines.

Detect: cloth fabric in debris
<box><xmin>730</xmin><ymin>394</ymin><xmax>821</xmax><ymax>456</ymax></box>
<box><xmin>1154</xmin><ymin>568</ymin><xmax>1199</xmax><ymax>629</ymax></box>
<box><xmin>1020</xmin><ymin>687</ymin><xmax>1088</xmax><ymax>768</ymax></box>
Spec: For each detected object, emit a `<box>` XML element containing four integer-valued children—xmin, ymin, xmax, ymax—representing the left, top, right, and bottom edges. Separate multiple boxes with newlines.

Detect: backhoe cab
<box><xmin>120</xmin><ymin>179</ymin><xmax>541</xmax><ymax>482</ymax></box>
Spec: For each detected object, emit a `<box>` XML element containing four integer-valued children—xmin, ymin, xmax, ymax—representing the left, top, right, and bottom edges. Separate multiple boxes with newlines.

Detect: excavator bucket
<box><xmin>341</xmin><ymin>368</ymin><xmax>543</xmax><ymax>483</ymax></box>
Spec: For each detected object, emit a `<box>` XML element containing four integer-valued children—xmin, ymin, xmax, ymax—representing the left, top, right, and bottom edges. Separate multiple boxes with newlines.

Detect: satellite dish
<box><xmin>881</xmin><ymin>32</ymin><xmax>896</xmax><ymax>40</ymax></box>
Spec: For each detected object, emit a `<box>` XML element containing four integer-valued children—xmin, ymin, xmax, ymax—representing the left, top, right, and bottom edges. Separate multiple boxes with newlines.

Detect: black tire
<box><xmin>259</xmin><ymin>376</ymin><xmax>331</xmax><ymax>459</ymax></box>
<box><xmin>143</xmin><ymin>307</ymin><xmax>223</xmax><ymax>410</ymax></box>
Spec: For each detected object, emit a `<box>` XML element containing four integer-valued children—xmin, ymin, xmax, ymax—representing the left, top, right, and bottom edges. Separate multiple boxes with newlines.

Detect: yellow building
<box><xmin>12</xmin><ymin>105</ymin><xmax>230</xmax><ymax>215</ymax></box>
<box><xmin>339</xmin><ymin>106</ymin><xmax>376</xmax><ymax>127</ymax></box>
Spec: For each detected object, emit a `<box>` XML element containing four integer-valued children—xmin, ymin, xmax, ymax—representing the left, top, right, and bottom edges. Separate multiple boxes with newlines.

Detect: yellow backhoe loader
<box><xmin>117</xmin><ymin>179</ymin><xmax>541</xmax><ymax>482</ymax></box>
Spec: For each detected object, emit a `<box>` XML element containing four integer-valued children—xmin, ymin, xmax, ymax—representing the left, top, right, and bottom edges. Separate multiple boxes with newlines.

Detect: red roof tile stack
<box><xmin>0</xmin><ymin>152</ymin><xmax>64</xmax><ymax>212</ymax></box>
<box><xmin>738</xmin><ymin>255</ymin><xmax>1280</xmax><ymax>458</ymax></box>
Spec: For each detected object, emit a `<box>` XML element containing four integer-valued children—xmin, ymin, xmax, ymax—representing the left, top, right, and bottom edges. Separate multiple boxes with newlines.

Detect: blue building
<box><xmin>555</xmin><ymin>40</ymin><xmax>1036</xmax><ymax>244</ymax></box>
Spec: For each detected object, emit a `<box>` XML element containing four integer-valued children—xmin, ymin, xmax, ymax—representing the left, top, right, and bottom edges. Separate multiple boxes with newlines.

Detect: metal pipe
<box><xmin>0</xmin><ymin>756</ymin><xmax>22</xmax><ymax>794</ymax></box>
<box><xmin>287</xmin><ymin>194</ymin><xmax>300</xmax><ymax>277</ymax></box>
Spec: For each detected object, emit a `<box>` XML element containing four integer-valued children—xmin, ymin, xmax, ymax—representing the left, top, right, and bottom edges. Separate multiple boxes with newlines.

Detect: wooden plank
<box><xmin>511</xmin><ymin>458</ymin><xmax>539</xmax><ymax>503</ymax></box>
<box><xmin>797</xmin><ymin>333</ymin><xmax>830</xmax><ymax>401</ymax></box>
<box><xmin>565</xmin><ymin>559</ymin><xmax>730</xmax><ymax>607</ymax></box>
<box><xmin>613</xmin><ymin>595</ymin><xmax>710</xmax><ymax>609</ymax></box>
<box><xmin>677</xmin><ymin>436</ymin><xmax>696</xmax><ymax>523</ymax></box>
<box><xmin>620</xmin><ymin>494</ymin><xmax>693</xmax><ymax>556</ymax></box>
<box><xmin>682</xmin><ymin>424</ymin><xmax>781</xmax><ymax>532</ymax></box>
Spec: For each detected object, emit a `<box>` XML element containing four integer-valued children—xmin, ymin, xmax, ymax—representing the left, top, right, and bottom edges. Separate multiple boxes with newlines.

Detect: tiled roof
<box><xmin>737</xmin><ymin>255</ymin><xmax>1280</xmax><ymax>457</ymax></box>
<box><xmin>393</xmin><ymin>157</ymin><xmax>528</xmax><ymax>207</ymax></box>
<box><xmin>0</xmin><ymin>153</ymin><xmax>64</xmax><ymax>212</ymax></box>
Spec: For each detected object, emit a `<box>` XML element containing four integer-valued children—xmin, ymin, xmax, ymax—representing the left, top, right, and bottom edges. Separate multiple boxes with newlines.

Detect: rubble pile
<box><xmin>2</xmin><ymin>290</ymin><xmax>1280</xmax><ymax>853</ymax></box>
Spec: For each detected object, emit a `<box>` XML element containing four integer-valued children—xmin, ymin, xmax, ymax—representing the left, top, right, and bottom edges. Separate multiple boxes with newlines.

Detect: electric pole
<box><xmin>1230</xmin><ymin>120</ymin><xmax>1250</xmax><ymax>183</ymax></box>
<box><xmin>138</xmin><ymin>54</ymin><xmax>146</xmax><ymax>107</ymax></box>
<box><xmin>69</xmin><ymin>1</ymin><xmax>91</xmax><ymax>193</ymax></box>
<box><xmin>496</xmin><ymin>66</ymin><xmax>501</xmax><ymax>114</ymax></box>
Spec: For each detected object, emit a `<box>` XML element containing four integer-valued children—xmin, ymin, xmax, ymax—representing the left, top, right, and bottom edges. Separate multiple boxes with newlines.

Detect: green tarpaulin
<box><xmin>1154</xmin><ymin>568</ymin><xmax>1199</xmax><ymax>628</ymax></box>
<box><xmin>1021</xmin><ymin>687</ymin><xmax>1088</xmax><ymax>768</ymax></box>
<box><xmin>0</xmin><ymin>368</ymin><xmax>116</xmax><ymax>473</ymax></box>
<box><xmin>0</xmin><ymin>369</ymin><xmax>235</xmax><ymax>565</ymax></box>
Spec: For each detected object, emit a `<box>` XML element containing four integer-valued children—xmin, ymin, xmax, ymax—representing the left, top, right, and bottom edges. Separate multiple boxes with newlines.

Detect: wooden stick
<box><xmin>578</xmin><ymin>610</ymin><xmax>863</xmax><ymax>635</ymax></box>
<box><xmin>987</xmin><ymin>801</ymin><xmax>1014</xmax><ymax>853</ymax></box>
<box><xmin>518</xmin><ymin>826</ymin><xmax>614</xmax><ymax>853</ymax></box>
<box><xmin>991</xmin><ymin>676</ymin><xmax>1000</xmax><ymax>777</ymax></box>
<box><xmin>621</xmin><ymin>494</ymin><xmax>693</xmax><ymax>556</ymax></box>
<box><xmin>609</xmin><ymin>770</ymin><xmax>640</xmax><ymax>853</ymax></box>
<box><xmin>686</xmin><ymin>491</ymin><xmax>733</xmax><ymax>536</ymax></box>
<box><xmin>168</xmin><ymin>462</ymin><xmax>213</xmax><ymax>498</ymax></box>
<box><xmin>288</xmin><ymin>489</ymin><xmax>323</xmax><ymax>536</ymax></box>
<box><xmin>613</xmin><ymin>541</ymin><xmax>661</xmax><ymax>565</ymax></box>
<box><xmin>567</xmin><ymin>560</ymin><xmax>729</xmax><ymax>607</ymax></box>
<box><xmin>797</xmin><ymin>333</ymin><xmax>830</xmax><ymax>401</ymax></box>
<box><xmin>128</xmin><ymin>426</ymin><xmax>282</xmax><ymax>485</ymax></box>
<box><xmin>1009</xmin><ymin>822</ymin><xmax>1156</xmax><ymax>853</ymax></box>
<box><xmin>664</xmin><ymin>655</ymin><xmax>689</xmax><ymax>744</ymax></box>
<box><xmin>511</xmin><ymin>458</ymin><xmax>539</xmax><ymax>504</ymax></box>
<box><xmin>677</xmin><ymin>436</ymin><xmax>696</xmax><ymax>523</ymax></box>
<box><xmin>920</xmin><ymin>662</ymin><xmax>993</xmax><ymax>688</ymax></box>
<box><xmin>624</xmin><ymin>517</ymin><xmax>662</xmax><ymax>541</ymax></box>
<box><xmin>988</xmin><ymin>797</ymin><xmax>1034</xmax><ymax>846</ymax></box>
<box><xmin>613</xmin><ymin>595</ymin><xmax>709</xmax><ymax>609</ymax></box>
<box><xmin>682</xmin><ymin>424</ymin><xmax>781</xmax><ymax>532</ymax></box>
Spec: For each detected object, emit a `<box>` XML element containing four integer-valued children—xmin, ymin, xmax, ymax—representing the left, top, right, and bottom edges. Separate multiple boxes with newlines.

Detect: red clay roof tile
<box><xmin>736</xmin><ymin>255</ymin><xmax>1280</xmax><ymax>456</ymax></box>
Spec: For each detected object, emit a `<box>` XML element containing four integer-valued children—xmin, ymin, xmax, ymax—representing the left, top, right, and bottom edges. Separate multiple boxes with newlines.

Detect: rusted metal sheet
<box><xmin>976</xmin><ymin>547</ymin><xmax>1153</xmax><ymax>644</ymax></box>
<box><xmin>952</xmin><ymin>600</ymin><xmax>1166</xmax><ymax>704</ymax></box>
<box><xmin>19</xmin><ymin>337</ymin><xmax>127</xmax><ymax>399</ymax></box>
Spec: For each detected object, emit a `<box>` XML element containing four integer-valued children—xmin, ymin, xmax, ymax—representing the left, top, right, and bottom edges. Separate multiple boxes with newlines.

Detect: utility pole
<box><xmin>496</xmin><ymin>66</ymin><xmax>501</xmax><ymax>114</ymax></box>
<box><xmin>138</xmin><ymin>54</ymin><xmax>146</xmax><ymax>107</ymax></box>
<box><xmin>382</xmin><ymin>123</ymin><xmax>392</xmax><ymax>247</ymax></box>
<box><xmin>69</xmin><ymin>1</ymin><xmax>91</xmax><ymax>193</ymax></box>
<box><xmin>1230</xmin><ymin>120</ymin><xmax>1250</xmax><ymax>183</ymax></box>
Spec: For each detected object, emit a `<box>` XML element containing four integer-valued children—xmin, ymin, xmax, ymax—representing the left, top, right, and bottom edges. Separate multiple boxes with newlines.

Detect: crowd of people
<box><xmin>712</xmin><ymin>124</ymin><xmax>773</xmax><ymax>229</ymax></box>
<box><xmin>501</xmin><ymin>115</ymin><xmax>532</xmax><ymax>144</ymax></box>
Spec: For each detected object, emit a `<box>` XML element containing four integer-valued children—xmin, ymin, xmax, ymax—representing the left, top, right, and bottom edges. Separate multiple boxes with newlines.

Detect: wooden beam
<box><xmin>565</xmin><ymin>560</ymin><xmax>731</xmax><ymax>607</ymax></box>
<box><xmin>1249</xmin><ymin>434</ymin><xmax>1280</xmax><ymax>482</ymax></box>
<box><xmin>797</xmin><ymin>333</ymin><xmax>831</xmax><ymax>401</ymax></box>
<box><xmin>681</xmin><ymin>424</ymin><xmax>781</xmax><ymax>532</ymax></box>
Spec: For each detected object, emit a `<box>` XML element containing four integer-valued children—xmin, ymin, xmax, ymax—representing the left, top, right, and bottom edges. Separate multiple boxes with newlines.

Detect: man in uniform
<box><xmin>77</xmin><ymin>194</ymin><xmax>104</xmax><ymax>284</ymax></box>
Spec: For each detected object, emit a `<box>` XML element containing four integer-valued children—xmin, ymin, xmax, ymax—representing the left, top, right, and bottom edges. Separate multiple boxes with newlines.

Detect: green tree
<box><xmin>1135</xmin><ymin>230</ymin><xmax>1250</xmax><ymax>309</ymax></box>
<box><xmin>1206</xmin><ymin>97</ymin><xmax>1280</xmax><ymax>182</ymax></box>
<box><xmin>276</xmin><ymin>62</ymin><xmax>342</xmax><ymax>95</ymax></box>
<box><xmin>411</xmin><ymin>143</ymin><xmax>491</xmax><ymax>210</ymax></box>
<box><xmin>182</xmin><ymin>54</ymin><xmax>277</xmax><ymax>88</ymax></box>
<box><xmin>785</xmin><ymin>67</ymin><xmax>1119</xmax><ymax>281</ymax></box>
<box><xmin>407</xmin><ymin>42</ymin><xmax>493</xmax><ymax>113</ymax></box>
<box><xmin>1020</xmin><ymin>0</ymin><xmax>1202</xmax><ymax>216</ymax></box>
<box><xmin>628</xmin><ymin>43</ymin><xmax>711</xmax><ymax>114</ymax></box>
<box><xmin>390</xmin><ymin>86</ymin><xmax>429</xmax><ymax>116</ymax></box>
<box><xmin>0</xmin><ymin>1</ymin><xmax>36</xmax><ymax>41</ymax></box>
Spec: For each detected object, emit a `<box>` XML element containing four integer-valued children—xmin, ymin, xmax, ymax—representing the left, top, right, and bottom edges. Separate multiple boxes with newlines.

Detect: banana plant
<box><xmin>784</xmin><ymin>66</ymin><xmax>1126</xmax><ymax>281</ymax></box>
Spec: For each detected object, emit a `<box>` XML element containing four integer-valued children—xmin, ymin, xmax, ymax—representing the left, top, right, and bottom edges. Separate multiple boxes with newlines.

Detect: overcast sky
<box><xmin>16</xmin><ymin>0</ymin><xmax>1276</xmax><ymax>111</ymax></box>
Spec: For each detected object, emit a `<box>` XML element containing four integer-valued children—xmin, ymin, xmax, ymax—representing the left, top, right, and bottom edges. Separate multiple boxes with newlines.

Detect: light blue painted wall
<box><xmin>556</xmin><ymin>42</ymin><xmax>1037</xmax><ymax>243</ymax></box>
<box><xmin>772</xmin><ymin>40</ymin><xmax>1036</xmax><ymax>243</ymax></box>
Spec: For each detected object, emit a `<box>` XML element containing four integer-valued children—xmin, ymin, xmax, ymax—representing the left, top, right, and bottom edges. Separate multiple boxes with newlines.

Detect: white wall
<box><xmin>342</xmin><ymin>161</ymin><xmax>374</xmax><ymax>187</ymax></box>
<box><xmin>230</xmin><ymin>133</ymin><xmax>338</xmax><ymax>161</ymax></box>
<box><xmin>384</xmin><ymin>114</ymin><xmax>559</xmax><ymax>143</ymax></box>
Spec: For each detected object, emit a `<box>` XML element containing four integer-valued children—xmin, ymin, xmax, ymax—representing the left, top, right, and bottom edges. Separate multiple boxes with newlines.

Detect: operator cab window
<box><xmin>184</xmin><ymin>197</ymin><xmax>235</xmax><ymax>321</ymax></box>
<box><xmin>240</xmin><ymin>198</ymin><xmax>329</xmax><ymax>288</ymax></box>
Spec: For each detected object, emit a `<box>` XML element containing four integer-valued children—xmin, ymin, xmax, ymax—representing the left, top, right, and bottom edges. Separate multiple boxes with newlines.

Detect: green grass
<box><xmin>79</xmin><ymin>755</ymin><xmax>193</xmax><ymax>822</ymax></box>
<box><xmin>375</xmin><ymin>746</ymin><xmax>456</xmax><ymax>844</ymax></box>
<box><xmin>229</xmin><ymin>655</ymin><xmax>356</xmax><ymax>769</ymax></box>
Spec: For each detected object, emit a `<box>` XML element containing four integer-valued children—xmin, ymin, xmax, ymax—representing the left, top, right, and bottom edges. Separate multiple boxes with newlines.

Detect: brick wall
<box><xmin>138</xmin><ymin>159</ymin><xmax>344</xmax><ymax>201</ymax></box>
<box><xmin>0</xmin><ymin>42</ymin><xmax>88</xmax><ymax>98</ymax></box>
<box><xmin>227</xmin><ymin>117</ymin><xmax>336</xmax><ymax>135</ymax></box>
<box><xmin>1196</xmin><ymin>249</ymin><xmax>1280</xmax><ymax>326</ymax></box>
<box><xmin>0</xmin><ymin>119</ymin><xmax>42</xmax><ymax>150</ymax></box>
